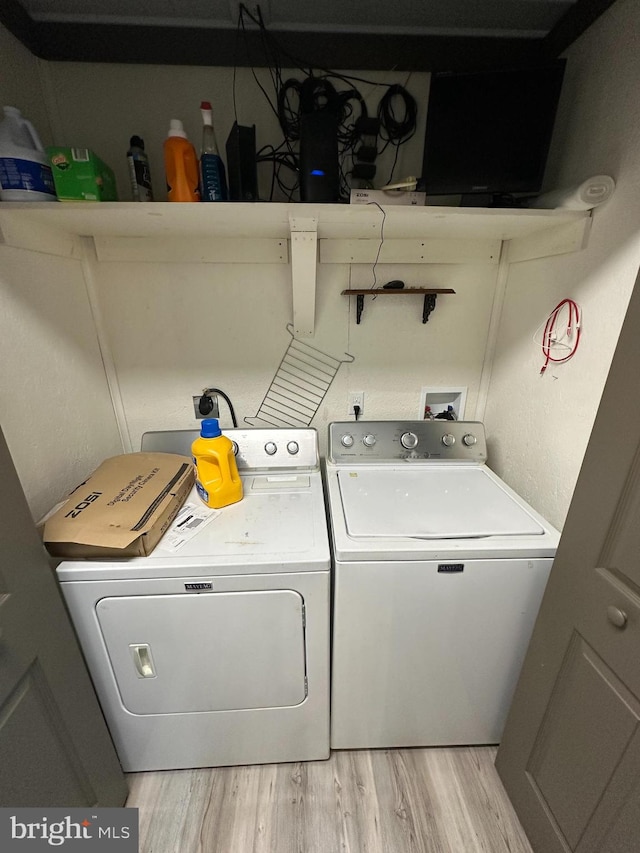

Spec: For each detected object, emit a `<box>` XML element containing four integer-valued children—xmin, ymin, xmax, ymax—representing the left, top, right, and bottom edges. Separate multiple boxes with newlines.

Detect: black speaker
<box><xmin>225</xmin><ymin>122</ymin><xmax>258</xmax><ymax>201</ymax></box>
<box><xmin>299</xmin><ymin>111</ymin><xmax>339</xmax><ymax>202</ymax></box>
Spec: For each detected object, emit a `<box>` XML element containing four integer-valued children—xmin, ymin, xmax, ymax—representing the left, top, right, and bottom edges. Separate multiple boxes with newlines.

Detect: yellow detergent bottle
<box><xmin>192</xmin><ymin>418</ymin><xmax>243</xmax><ymax>509</ymax></box>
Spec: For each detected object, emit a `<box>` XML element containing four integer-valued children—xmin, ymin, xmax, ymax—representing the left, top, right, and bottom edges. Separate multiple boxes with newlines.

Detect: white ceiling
<box><xmin>22</xmin><ymin>0</ymin><xmax>577</xmax><ymax>39</ymax></box>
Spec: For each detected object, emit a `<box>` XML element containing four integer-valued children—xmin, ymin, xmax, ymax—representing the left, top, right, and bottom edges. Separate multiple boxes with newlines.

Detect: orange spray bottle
<box><xmin>163</xmin><ymin>119</ymin><xmax>200</xmax><ymax>202</ymax></box>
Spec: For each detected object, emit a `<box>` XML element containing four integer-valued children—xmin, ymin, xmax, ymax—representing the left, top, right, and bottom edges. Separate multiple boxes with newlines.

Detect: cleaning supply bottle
<box><xmin>191</xmin><ymin>418</ymin><xmax>243</xmax><ymax>509</ymax></box>
<box><xmin>163</xmin><ymin>119</ymin><xmax>200</xmax><ymax>202</ymax></box>
<box><xmin>199</xmin><ymin>101</ymin><xmax>228</xmax><ymax>202</ymax></box>
<box><xmin>127</xmin><ymin>135</ymin><xmax>154</xmax><ymax>201</ymax></box>
<box><xmin>0</xmin><ymin>106</ymin><xmax>57</xmax><ymax>201</ymax></box>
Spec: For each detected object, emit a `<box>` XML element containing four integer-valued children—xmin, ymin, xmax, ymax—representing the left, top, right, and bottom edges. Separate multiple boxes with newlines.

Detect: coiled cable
<box><xmin>538</xmin><ymin>299</ymin><xmax>582</xmax><ymax>374</ymax></box>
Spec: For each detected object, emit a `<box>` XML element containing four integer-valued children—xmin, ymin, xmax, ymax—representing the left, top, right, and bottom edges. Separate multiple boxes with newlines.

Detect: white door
<box><xmin>495</xmin><ymin>268</ymin><xmax>640</xmax><ymax>852</ymax></box>
<box><xmin>0</xmin><ymin>426</ymin><xmax>127</xmax><ymax>807</ymax></box>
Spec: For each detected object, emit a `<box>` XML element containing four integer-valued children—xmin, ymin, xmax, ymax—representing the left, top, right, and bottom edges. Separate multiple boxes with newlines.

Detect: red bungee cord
<box><xmin>540</xmin><ymin>298</ymin><xmax>581</xmax><ymax>375</ymax></box>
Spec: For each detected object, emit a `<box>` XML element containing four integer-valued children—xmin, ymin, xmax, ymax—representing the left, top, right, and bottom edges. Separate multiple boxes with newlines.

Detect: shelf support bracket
<box><xmin>423</xmin><ymin>293</ymin><xmax>437</xmax><ymax>323</ymax></box>
<box><xmin>289</xmin><ymin>215</ymin><xmax>318</xmax><ymax>337</ymax></box>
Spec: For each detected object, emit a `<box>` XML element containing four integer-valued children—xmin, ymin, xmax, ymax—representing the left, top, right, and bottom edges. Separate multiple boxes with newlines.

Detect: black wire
<box><xmin>278</xmin><ymin>78</ymin><xmax>303</xmax><ymax>140</ymax></box>
<box><xmin>385</xmin><ymin>144</ymin><xmax>402</xmax><ymax>187</ymax></box>
<box><xmin>232</xmin><ymin>14</ymin><xmax>241</xmax><ymax>124</ymax></box>
<box><xmin>377</xmin><ymin>85</ymin><xmax>418</xmax><ymax>144</ymax></box>
<box><xmin>376</xmin><ymin>85</ymin><xmax>417</xmax><ymax>185</ymax></box>
<box><xmin>238</xmin><ymin>4</ymin><xmax>300</xmax><ymax>199</ymax></box>
<box><xmin>202</xmin><ymin>388</ymin><xmax>238</xmax><ymax>428</ymax></box>
<box><xmin>239</xmin><ymin>8</ymin><xmax>280</xmax><ymax>122</ymax></box>
<box><xmin>257</xmin><ymin>140</ymin><xmax>300</xmax><ymax>199</ymax></box>
<box><xmin>367</xmin><ymin>202</ymin><xmax>386</xmax><ymax>290</ymax></box>
<box><xmin>237</xmin><ymin>5</ymin><xmax>402</xmax><ymax>88</ymax></box>
<box><xmin>236</xmin><ymin>4</ymin><xmax>417</xmax><ymax>200</ymax></box>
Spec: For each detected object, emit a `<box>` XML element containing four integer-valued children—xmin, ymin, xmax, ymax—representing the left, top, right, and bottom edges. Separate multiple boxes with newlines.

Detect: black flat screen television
<box><xmin>421</xmin><ymin>62</ymin><xmax>566</xmax><ymax>198</ymax></box>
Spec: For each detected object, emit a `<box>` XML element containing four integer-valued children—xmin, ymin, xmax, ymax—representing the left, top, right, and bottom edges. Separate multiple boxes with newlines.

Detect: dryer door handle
<box><xmin>130</xmin><ymin>644</ymin><xmax>156</xmax><ymax>678</ymax></box>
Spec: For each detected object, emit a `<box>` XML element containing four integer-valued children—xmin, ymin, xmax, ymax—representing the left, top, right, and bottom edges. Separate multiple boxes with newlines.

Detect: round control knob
<box><xmin>231</xmin><ymin>441</ymin><xmax>239</xmax><ymax>456</ymax></box>
<box><xmin>264</xmin><ymin>441</ymin><xmax>277</xmax><ymax>456</ymax></box>
<box><xmin>462</xmin><ymin>433</ymin><xmax>477</xmax><ymax>447</ymax></box>
<box><xmin>442</xmin><ymin>434</ymin><xmax>456</xmax><ymax>447</ymax></box>
<box><xmin>400</xmin><ymin>431</ymin><xmax>419</xmax><ymax>450</ymax></box>
<box><xmin>362</xmin><ymin>434</ymin><xmax>376</xmax><ymax>447</ymax></box>
<box><xmin>341</xmin><ymin>434</ymin><xmax>354</xmax><ymax>448</ymax></box>
<box><xmin>287</xmin><ymin>441</ymin><xmax>299</xmax><ymax>455</ymax></box>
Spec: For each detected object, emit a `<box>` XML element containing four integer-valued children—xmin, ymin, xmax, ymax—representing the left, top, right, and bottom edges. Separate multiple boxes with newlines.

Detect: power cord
<box><xmin>377</xmin><ymin>84</ymin><xmax>418</xmax><ymax>186</ymax></box>
<box><xmin>234</xmin><ymin>4</ymin><xmax>418</xmax><ymax>200</ymax></box>
<box><xmin>353</xmin><ymin>404</ymin><xmax>361</xmax><ymax>421</ymax></box>
<box><xmin>535</xmin><ymin>299</ymin><xmax>582</xmax><ymax>375</ymax></box>
<box><xmin>199</xmin><ymin>388</ymin><xmax>239</xmax><ymax>427</ymax></box>
<box><xmin>367</xmin><ymin>201</ymin><xmax>387</xmax><ymax>290</ymax></box>
<box><xmin>377</xmin><ymin>85</ymin><xmax>417</xmax><ymax>145</ymax></box>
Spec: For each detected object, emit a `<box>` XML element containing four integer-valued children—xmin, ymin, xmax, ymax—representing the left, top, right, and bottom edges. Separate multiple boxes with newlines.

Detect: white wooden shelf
<box><xmin>0</xmin><ymin>201</ymin><xmax>592</xmax><ymax>336</ymax></box>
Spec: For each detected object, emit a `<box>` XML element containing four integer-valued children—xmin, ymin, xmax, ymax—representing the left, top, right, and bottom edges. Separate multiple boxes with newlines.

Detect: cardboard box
<box><xmin>350</xmin><ymin>189</ymin><xmax>426</xmax><ymax>206</ymax></box>
<box><xmin>43</xmin><ymin>452</ymin><xmax>194</xmax><ymax>558</ymax></box>
<box><xmin>47</xmin><ymin>146</ymin><xmax>118</xmax><ymax>201</ymax></box>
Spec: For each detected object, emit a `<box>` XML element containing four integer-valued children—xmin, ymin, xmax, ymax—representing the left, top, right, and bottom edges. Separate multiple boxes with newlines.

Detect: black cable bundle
<box><xmin>234</xmin><ymin>3</ymin><xmax>418</xmax><ymax>200</ymax></box>
<box><xmin>377</xmin><ymin>85</ymin><xmax>418</xmax><ymax>185</ymax></box>
<box><xmin>377</xmin><ymin>85</ymin><xmax>418</xmax><ymax>144</ymax></box>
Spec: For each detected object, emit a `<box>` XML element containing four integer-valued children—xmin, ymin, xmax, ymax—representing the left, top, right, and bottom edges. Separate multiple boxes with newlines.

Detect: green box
<box><xmin>47</xmin><ymin>146</ymin><xmax>118</xmax><ymax>201</ymax></box>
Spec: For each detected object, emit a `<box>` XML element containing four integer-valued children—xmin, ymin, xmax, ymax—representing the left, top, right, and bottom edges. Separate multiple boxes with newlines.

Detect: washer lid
<box><xmin>338</xmin><ymin>467</ymin><xmax>545</xmax><ymax>538</ymax></box>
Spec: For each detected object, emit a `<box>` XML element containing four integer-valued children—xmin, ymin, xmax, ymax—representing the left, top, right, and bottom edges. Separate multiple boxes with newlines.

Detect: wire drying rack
<box><xmin>245</xmin><ymin>325</ymin><xmax>354</xmax><ymax>427</ymax></box>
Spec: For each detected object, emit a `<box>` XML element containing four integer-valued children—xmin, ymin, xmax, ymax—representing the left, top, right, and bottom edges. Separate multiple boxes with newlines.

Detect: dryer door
<box><xmin>96</xmin><ymin>590</ymin><xmax>307</xmax><ymax>714</ymax></box>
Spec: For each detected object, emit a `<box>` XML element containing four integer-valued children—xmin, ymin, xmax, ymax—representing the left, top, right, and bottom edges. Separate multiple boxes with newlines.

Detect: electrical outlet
<box><xmin>193</xmin><ymin>394</ymin><xmax>219</xmax><ymax>420</ymax></box>
<box><xmin>228</xmin><ymin>0</ymin><xmax>270</xmax><ymax>26</ymax></box>
<box><xmin>347</xmin><ymin>391</ymin><xmax>365</xmax><ymax>416</ymax></box>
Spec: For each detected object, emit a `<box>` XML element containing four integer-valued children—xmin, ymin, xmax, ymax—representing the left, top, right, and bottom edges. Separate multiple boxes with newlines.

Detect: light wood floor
<box><xmin>126</xmin><ymin>746</ymin><xmax>533</xmax><ymax>853</ymax></box>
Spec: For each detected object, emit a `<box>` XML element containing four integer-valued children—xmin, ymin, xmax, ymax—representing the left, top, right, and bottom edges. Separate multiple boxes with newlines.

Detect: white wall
<box><xmin>0</xmin><ymin>248</ymin><xmax>123</xmax><ymax>520</ymax></box>
<box><xmin>484</xmin><ymin>0</ymin><xmax>640</xmax><ymax>529</ymax></box>
<box><xmin>0</xmin><ymin>27</ymin><xmax>123</xmax><ymax>518</ymax></box>
<box><xmin>93</xmin><ymin>256</ymin><xmax>496</xmax><ymax>456</ymax></box>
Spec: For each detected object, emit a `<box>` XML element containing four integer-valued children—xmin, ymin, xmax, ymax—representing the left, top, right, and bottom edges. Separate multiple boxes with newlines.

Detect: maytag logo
<box><xmin>185</xmin><ymin>582</ymin><xmax>213</xmax><ymax>591</ymax></box>
<box><xmin>438</xmin><ymin>563</ymin><xmax>464</xmax><ymax>573</ymax></box>
<box><xmin>1</xmin><ymin>808</ymin><xmax>138</xmax><ymax>851</ymax></box>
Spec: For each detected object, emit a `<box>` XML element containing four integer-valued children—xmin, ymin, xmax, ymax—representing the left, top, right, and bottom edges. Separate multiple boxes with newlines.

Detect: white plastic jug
<box><xmin>0</xmin><ymin>106</ymin><xmax>57</xmax><ymax>201</ymax></box>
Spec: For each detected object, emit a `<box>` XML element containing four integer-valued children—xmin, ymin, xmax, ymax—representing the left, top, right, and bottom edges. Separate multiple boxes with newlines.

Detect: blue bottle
<box><xmin>199</xmin><ymin>101</ymin><xmax>228</xmax><ymax>202</ymax></box>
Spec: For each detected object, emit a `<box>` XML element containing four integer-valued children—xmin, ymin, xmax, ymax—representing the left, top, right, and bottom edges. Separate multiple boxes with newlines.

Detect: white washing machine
<box><xmin>325</xmin><ymin>420</ymin><xmax>560</xmax><ymax>750</ymax></box>
<box><xmin>56</xmin><ymin>428</ymin><xmax>330</xmax><ymax>772</ymax></box>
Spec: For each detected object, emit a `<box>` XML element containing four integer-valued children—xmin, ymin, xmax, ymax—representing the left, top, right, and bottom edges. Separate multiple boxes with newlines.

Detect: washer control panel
<box><xmin>328</xmin><ymin>421</ymin><xmax>487</xmax><ymax>463</ymax></box>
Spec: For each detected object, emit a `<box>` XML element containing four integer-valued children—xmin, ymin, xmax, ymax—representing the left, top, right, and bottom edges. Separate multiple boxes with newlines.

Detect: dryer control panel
<box><xmin>328</xmin><ymin>421</ymin><xmax>487</xmax><ymax>463</ymax></box>
<box><xmin>142</xmin><ymin>428</ymin><xmax>320</xmax><ymax>471</ymax></box>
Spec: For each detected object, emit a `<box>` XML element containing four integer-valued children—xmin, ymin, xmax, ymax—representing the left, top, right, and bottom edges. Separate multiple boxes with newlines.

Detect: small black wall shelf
<box><xmin>342</xmin><ymin>288</ymin><xmax>456</xmax><ymax>324</ymax></box>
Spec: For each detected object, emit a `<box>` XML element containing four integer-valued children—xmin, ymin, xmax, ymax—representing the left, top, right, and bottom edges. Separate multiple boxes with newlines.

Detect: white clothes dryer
<box><xmin>324</xmin><ymin>420</ymin><xmax>559</xmax><ymax>750</ymax></box>
<box><xmin>56</xmin><ymin>428</ymin><xmax>330</xmax><ymax>772</ymax></box>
